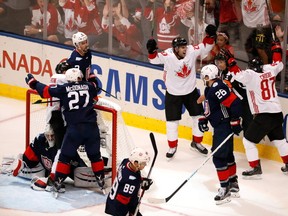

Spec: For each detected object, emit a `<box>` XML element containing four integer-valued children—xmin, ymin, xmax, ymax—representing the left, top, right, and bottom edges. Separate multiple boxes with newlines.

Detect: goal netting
<box><xmin>25</xmin><ymin>89</ymin><xmax>135</xmax><ymax>181</ymax></box>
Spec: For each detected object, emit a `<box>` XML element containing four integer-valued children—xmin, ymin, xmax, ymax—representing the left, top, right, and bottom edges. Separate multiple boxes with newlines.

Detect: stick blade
<box><xmin>147</xmin><ymin>197</ymin><xmax>166</xmax><ymax>204</ymax></box>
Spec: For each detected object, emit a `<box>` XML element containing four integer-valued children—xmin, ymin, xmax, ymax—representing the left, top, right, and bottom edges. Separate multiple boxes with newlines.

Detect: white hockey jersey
<box><xmin>241</xmin><ymin>0</ymin><xmax>270</xmax><ymax>28</ymax></box>
<box><xmin>149</xmin><ymin>43</ymin><xmax>213</xmax><ymax>95</ymax></box>
<box><xmin>46</xmin><ymin>74</ymin><xmax>67</xmax><ymax>124</ymax></box>
<box><xmin>233</xmin><ymin>61</ymin><xmax>283</xmax><ymax>114</ymax></box>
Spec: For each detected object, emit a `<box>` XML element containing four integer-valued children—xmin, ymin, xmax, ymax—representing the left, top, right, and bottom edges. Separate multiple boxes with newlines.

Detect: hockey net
<box><xmin>25</xmin><ymin>89</ymin><xmax>135</xmax><ymax>181</ymax></box>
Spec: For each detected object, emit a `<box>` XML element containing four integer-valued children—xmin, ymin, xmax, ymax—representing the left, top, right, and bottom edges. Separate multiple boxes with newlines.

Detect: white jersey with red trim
<box><xmin>241</xmin><ymin>0</ymin><xmax>270</xmax><ymax>28</ymax></box>
<box><xmin>149</xmin><ymin>43</ymin><xmax>213</xmax><ymax>95</ymax></box>
<box><xmin>233</xmin><ymin>61</ymin><xmax>283</xmax><ymax>114</ymax></box>
<box><xmin>46</xmin><ymin>74</ymin><xmax>67</xmax><ymax>124</ymax></box>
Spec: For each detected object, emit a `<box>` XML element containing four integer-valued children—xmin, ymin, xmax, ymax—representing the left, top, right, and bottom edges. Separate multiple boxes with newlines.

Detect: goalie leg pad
<box><xmin>18</xmin><ymin>163</ymin><xmax>46</xmax><ymax>180</ymax></box>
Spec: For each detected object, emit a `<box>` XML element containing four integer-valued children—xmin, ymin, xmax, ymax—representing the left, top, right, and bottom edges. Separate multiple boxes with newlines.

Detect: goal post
<box><xmin>25</xmin><ymin>89</ymin><xmax>135</xmax><ymax>182</ymax></box>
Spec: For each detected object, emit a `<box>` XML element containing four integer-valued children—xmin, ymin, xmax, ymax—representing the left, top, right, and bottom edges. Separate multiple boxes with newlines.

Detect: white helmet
<box><xmin>129</xmin><ymin>147</ymin><xmax>150</xmax><ymax>164</ymax></box>
<box><xmin>72</xmin><ymin>32</ymin><xmax>88</xmax><ymax>47</ymax></box>
<box><xmin>44</xmin><ymin>124</ymin><xmax>55</xmax><ymax>148</ymax></box>
<box><xmin>200</xmin><ymin>64</ymin><xmax>219</xmax><ymax>82</ymax></box>
<box><xmin>65</xmin><ymin>68</ymin><xmax>83</xmax><ymax>82</ymax></box>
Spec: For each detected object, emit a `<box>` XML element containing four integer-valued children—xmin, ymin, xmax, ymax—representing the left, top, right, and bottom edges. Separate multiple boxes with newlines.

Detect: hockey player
<box><xmin>214</xmin><ymin>50</ymin><xmax>253</xmax><ymax>133</ymax></box>
<box><xmin>25</xmin><ymin>68</ymin><xmax>106</xmax><ymax>194</ymax></box>
<box><xmin>47</xmin><ymin>61</ymin><xmax>71</xmax><ymax>150</ymax></box>
<box><xmin>8</xmin><ymin>124</ymin><xmax>85</xmax><ymax>192</ymax></box>
<box><xmin>66</xmin><ymin>31</ymin><xmax>98</xmax><ymax>83</ymax></box>
<box><xmin>227</xmin><ymin>40</ymin><xmax>288</xmax><ymax>178</ymax></box>
<box><xmin>105</xmin><ymin>147</ymin><xmax>153</xmax><ymax>216</ymax></box>
<box><xmin>199</xmin><ymin>64</ymin><xmax>243</xmax><ymax>205</ymax></box>
<box><xmin>146</xmin><ymin>24</ymin><xmax>217</xmax><ymax>159</ymax></box>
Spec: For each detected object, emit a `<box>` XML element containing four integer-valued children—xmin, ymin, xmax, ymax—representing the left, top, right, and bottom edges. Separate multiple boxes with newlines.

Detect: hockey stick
<box><xmin>151</xmin><ymin>1</ymin><xmax>156</xmax><ymax>37</ymax></box>
<box><xmin>147</xmin><ymin>132</ymin><xmax>234</xmax><ymax>204</ymax></box>
<box><xmin>265</xmin><ymin>0</ymin><xmax>276</xmax><ymax>40</ymax></box>
<box><xmin>32</xmin><ymin>99</ymin><xmax>60</xmax><ymax>104</ymax></box>
<box><xmin>134</xmin><ymin>132</ymin><xmax>158</xmax><ymax>216</ymax></box>
<box><xmin>32</xmin><ymin>87</ymin><xmax>120</xmax><ymax>105</ymax></box>
<box><xmin>283</xmin><ymin>114</ymin><xmax>288</xmax><ymax>142</ymax></box>
<box><xmin>99</xmin><ymin>87</ymin><xmax>121</xmax><ymax>100</ymax></box>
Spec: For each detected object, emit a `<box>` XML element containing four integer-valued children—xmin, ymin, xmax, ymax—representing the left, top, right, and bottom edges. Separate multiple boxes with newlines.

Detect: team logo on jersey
<box><xmin>176</xmin><ymin>64</ymin><xmax>191</xmax><ymax>78</ymax></box>
<box><xmin>129</xmin><ymin>175</ymin><xmax>136</xmax><ymax>180</ymax></box>
<box><xmin>243</xmin><ymin>0</ymin><xmax>258</xmax><ymax>13</ymax></box>
<box><xmin>41</xmin><ymin>155</ymin><xmax>53</xmax><ymax>170</ymax></box>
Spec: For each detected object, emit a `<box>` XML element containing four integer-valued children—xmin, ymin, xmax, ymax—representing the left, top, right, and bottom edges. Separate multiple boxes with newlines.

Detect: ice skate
<box><xmin>281</xmin><ymin>163</ymin><xmax>288</xmax><ymax>174</ymax></box>
<box><xmin>242</xmin><ymin>162</ymin><xmax>262</xmax><ymax>180</ymax></box>
<box><xmin>190</xmin><ymin>142</ymin><xmax>208</xmax><ymax>155</ymax></box>
<box><xmin>96</xmin><ymin>175</ymin><xmax>106</xmax><ymax>195</ymax></box>
<box><xmin>229</xmin><ymin>181</ymin><xmax>240</xmax><ymax>198</ymax></box>
<box><xmin>52</xmin><ymin>181</ymin><xmax>65</xmax><ymax>199</ymax></box>
<box><xmin>166</xmin><ymin>147</ymin><xmax>177</xmax><ymax>160</ymax></box>
<box><xmin>214</xmin><ymin>187</ymin><xmax>231</xmax><ymax>205</ymax></box>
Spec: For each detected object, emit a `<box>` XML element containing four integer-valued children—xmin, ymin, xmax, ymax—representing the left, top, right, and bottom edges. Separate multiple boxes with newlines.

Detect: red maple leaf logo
<box><xmin>176</xmin><ymin>64</ymin><xmax>191</xmax><ymax>78</ymax></box>
<box><xmin>243</xmin><ymin>0</ymin><xmax>257</xmax><ymax>13</ymax></box>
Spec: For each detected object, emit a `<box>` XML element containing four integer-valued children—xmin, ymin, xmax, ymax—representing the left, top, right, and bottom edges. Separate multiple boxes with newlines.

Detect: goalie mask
<box><xmin>200</xmin><ymin>64</ymin><xmax>219</xmax><ymax>86</ymax></box>
<box><xmin>44</xmin><ymin>124</ymin><xmax>55</xmax><ymax>148</ymax></box>
<box><xmin>129</xmin><ymin>147</ymin><xmax>150</xmax><ymax>165</ymax></box>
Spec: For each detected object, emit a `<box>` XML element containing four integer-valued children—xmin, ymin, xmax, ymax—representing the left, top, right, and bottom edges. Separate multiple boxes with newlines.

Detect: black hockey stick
<box><xmin>134</xmin><ymin>132</ymin><xmax>158</xmax><ymax>216</ymax></box>
<box><xmin>32</xmin><ymin>99</ymin><xmax>60</xmax><ymax>104</ymax></box>
<box><xmin>99</xmin><ymin>87</ymin><xmax>121</xmax><ymax>100</ymax></box>
<box><xmin>265</xmin><ymin>0</ymin><xmax>276</xmax><ymax>40</ymax></box>
<box><xmin>147</xmin><ymin>133</ymin><xmax>234</xmax><ymax>204</ymax></box>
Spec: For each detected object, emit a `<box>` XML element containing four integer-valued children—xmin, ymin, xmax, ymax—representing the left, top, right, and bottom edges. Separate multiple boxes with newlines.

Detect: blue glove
<box><xmin>230</xmin><ymin>118</ymin><xmax>242</xmax><ymax>135</ymax></box>
<box><xmin>88</xmin><ymin>73</ymin><xmax>100</xmax><ymax>92</ymax></box>
<box><xmin>198</xmin><ymin>117</ymin><xmax>209</xmax><ymax>133</ymax></box>
<box><xmin>25</xmin><ymin>74</ymin><xmax>38</xmax><ymax>89</ymax></box>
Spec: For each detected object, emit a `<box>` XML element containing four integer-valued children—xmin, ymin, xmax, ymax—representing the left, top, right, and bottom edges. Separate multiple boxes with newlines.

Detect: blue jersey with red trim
<box><xmin>66</xmin><ymin>49</ymin><xmax>92</xmax><ymax>80</ymax></box>
<box><xmin>35</xmin><ymin>81</ymin><xmax>98</xmax><ymax>125</ymax></box>
<box><xmin>105</xmin><ymin>158</ymin><xmax>141</xmax><ymax>216</ymax></box>
<box><xmin>204</xmin><ymin>79</ymin><xmax>242</xmax><ymax>127</ymax></box>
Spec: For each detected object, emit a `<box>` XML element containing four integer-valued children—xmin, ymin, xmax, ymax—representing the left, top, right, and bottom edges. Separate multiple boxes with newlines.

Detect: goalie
<box><xmin>4</xmin><ymin>124</ymin><xmax>86</xmax><ymax>192</ymax></box>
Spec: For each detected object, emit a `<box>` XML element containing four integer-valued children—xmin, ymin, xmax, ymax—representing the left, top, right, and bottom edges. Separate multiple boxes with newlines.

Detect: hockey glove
<box><xmin>230</xmin><ymin>118</ymin><xmax>242</xmax><ymax>136</ymax></box>
<box><xmin>198</xmin><ymin>117</ymin><xmax>209</xmax><ymax>133</ymax></box>
<box><xmin>271</xmin><ymin>40</ymin><xmax>282</xmax><ymax>53</ymax></box>
<box><xmin>88</xmin><ymin>73</ymin><xmax>100</xmax><ymax>92</ymax></box>
<box><xmin>141</xmin><ymin>177</ymin><xmax>153</xmax><ymax>190</ymax></box>
<box><xmin>146</xmin><ymin>38</ymin><xmax>158</xmax><ymax>54</ymax></box>
<box><xmin>205</xmin><ymin>24</ymin><xmax>217</xmax><ymax>38</ymax></box>
<box><xmin>25</xmin><ymin>73</ymin><xmax>38</xmax><ymax>90</ymax></box>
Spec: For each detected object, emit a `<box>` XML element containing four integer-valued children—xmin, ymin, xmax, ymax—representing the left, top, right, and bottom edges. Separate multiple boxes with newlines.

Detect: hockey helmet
<box><xmin>248</xmin><ymin>58</ymin><xmax>263</xmax><ymax>73</ymax></box>
<box><xmin>55</xmin><ymin>61</ymin><xmax>71</xmax><ymax>74</ymax></box>
<box><xmin>172</xmin><ymin>37</ymin><xmax>187</xmax><ymax>48</ymax></box>
<box><xmin>72</xmin><ymin>32</ymin><xmax>88</xmax><ymax>47</ymax></box>
<box><xmin>65</xmin><ymin>68</ymin><xmax>83</xmax><ymax>82</ymax></box>
<box><xmin>214</xmin><ymin>53</ymin><xmax>227</xmax><ymax>63</ymax></box>
<box><xmin>44</xmin><ymin>124</ymin><xmax>55</xmax><ymax>148</ymax></box>
<box><xmin>129</xmin><ymin>147</ymin><xmax>150</xmax><ymax>165</ymax></box>
<box><xmin>200</xmin><ymin>64</ymin><xmax>219</xmax><ymax>86</ymax></box>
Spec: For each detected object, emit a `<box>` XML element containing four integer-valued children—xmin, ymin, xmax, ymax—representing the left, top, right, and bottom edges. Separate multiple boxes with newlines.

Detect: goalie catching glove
<box><xmin>146</xmin><ymin>38</ymin><xmax>158</xmax><ymax>54</ymax></box>
<box><xmin>141</xmin><ymin>177</ymin><xmax>153</xmax><ymax>190</ymax></box>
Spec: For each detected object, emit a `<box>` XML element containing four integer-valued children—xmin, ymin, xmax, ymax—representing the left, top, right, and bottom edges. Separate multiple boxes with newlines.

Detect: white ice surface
<box><xmin>0</xmin><ymin>96</ymin><xmax>287</xmax><ymax>216</ymax></box>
